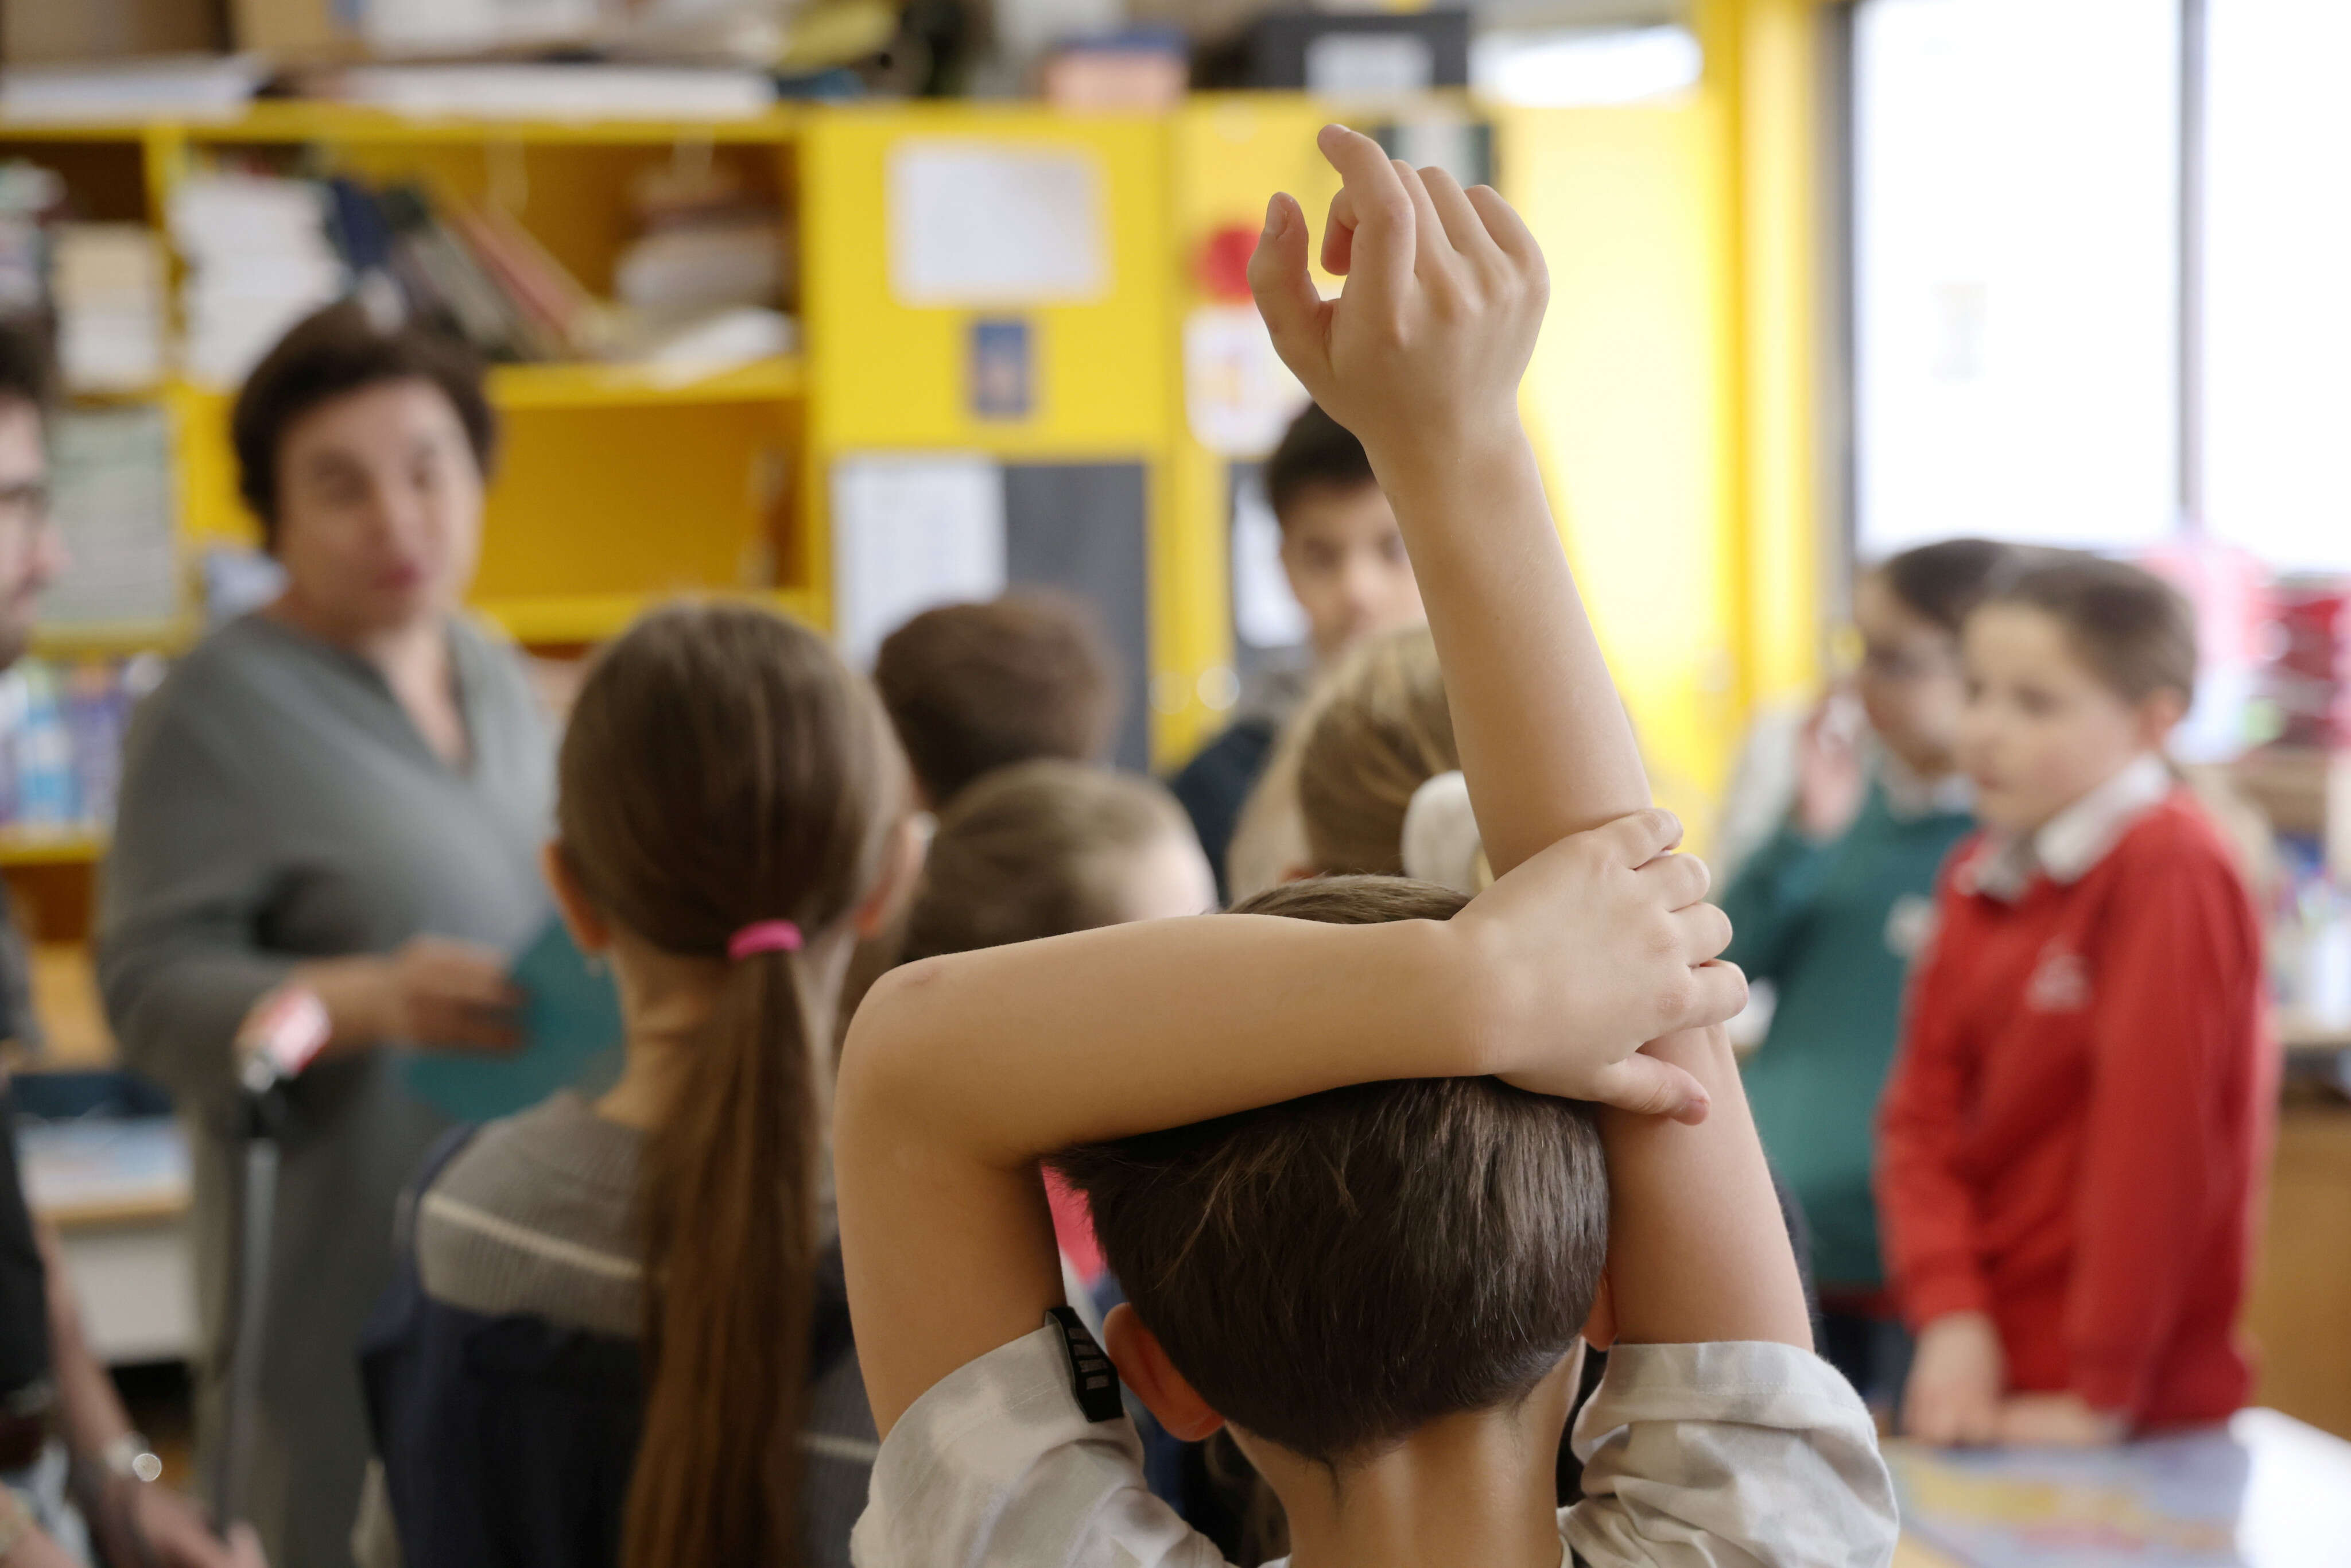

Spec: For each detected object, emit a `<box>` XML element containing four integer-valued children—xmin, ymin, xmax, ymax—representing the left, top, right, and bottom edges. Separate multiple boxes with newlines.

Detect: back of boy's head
<box><xmin>901</xmin><ymin>759</ymin><xmax>1189</xmax><ymax>961</ymax></box>
<box><xmin>1053</xmin><ymin>875</ymin><xmax>1607</xmax><ymax>1467</ymax></box>
<box><xmin>557</xmin><ymin>603</ymin><xmax>897</xmax><ymax>1568</ymax></box>
<box><xmin>1876</xmin><ymin>537</ymin><xmax>2013</xmax><ymax>635</ymax></box>
<box><xmin>1266</xmin><ymin>402</ymin><xmax>1376</xmax><ymax>526</ymax></box>
<box><xmin>1296</xmin><ymin>627</ymin><xmax>1458</xmax><ymax>875</ymax></box>
<box><xmin>1981</xmin><ymin>550</ymin><xmax>2197</xmax><ymax>705</ymax></box>
<box><xmin>872</xmin><ymin>592</ymin><xmax>1119</xmax><ymax>806</ymax></box>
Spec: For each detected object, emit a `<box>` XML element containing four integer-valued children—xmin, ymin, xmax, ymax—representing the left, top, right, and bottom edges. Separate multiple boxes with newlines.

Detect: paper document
<box><xmin>889</xmin><ymin>142</ymin><xmax>1106</xmax><ymax>306</ymax></box>
<box><xmin>831</xmin><ymin>453</ymin><xmax>1007</xmax><ymax>667</ymax></box>
<box><xmin>404</xmin><ymin>918</ymin><xmax>626</xmax><ymax>1125</ymax></box>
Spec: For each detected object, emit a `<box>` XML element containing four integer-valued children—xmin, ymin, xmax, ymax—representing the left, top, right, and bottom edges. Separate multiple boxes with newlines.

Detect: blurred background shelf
<box><xmin>0</xmin><ymin>829</ymin><xmax>107</xmax><ymax>868</ymax></box>
<box><xmin>476</xmin><ymin>587</ymin><xmax>820</xmax><ymax>645</ymax></box>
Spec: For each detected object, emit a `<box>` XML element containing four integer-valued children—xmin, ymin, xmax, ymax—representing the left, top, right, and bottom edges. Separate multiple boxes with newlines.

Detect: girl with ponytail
<box><xmin>358</xmin><ymin>603</ymin><xmax>913</xmax><ymax>1568</ymax></box>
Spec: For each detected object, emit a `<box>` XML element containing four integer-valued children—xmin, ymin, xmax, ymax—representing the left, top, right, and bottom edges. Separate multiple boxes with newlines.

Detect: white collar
<box><xmin>1963</xmin><ymin>753</ymin><xmax>2171</xmax><ymax>902</ymax></box>
<box><xmin>1877</xmin><ymin>749</ymin><xmax>1974</xmax><ymax>822</ymax></box>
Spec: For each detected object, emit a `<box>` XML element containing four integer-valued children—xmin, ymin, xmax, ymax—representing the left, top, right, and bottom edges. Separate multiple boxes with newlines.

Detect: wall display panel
<box><xmin>1852</xmin><ymin>0</ymin><xmax>2179</xmax><ymax>553</ymax></box>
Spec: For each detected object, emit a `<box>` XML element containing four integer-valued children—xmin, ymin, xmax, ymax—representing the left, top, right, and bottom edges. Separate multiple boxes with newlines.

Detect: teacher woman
<box><xmin>98</xmin><ymin>302</ymin><xmax>552</xmax><ymax>1568</ymax></box>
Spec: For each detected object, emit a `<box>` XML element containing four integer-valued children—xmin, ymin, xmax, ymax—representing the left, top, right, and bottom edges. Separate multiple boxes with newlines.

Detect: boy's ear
<box><xmin>540</xmin><ymin>841</ymin><xmax>612</xmax><ymax>956</ymax></box>
<box><xmin>854</xmin><ymin>814</ymin><xmax>929</xmax><ymax>941</ymax></box>
<box><xmin>1581</xmin><ymin>1272</ymin><xmax>1617</xmax><ymax>1352</ymax></box>
<box><xmin>2136</xmin><ymin>688</ymin><xmax>2189</xmax><ymax>748</ymax></box>
<box><xmin>1278</xmin><ymin>863</ymin><xmax>1317</xmax><ymax>885</ymax></box>
<box><xmin>1103</xmin><ymin>1303</ymin><xmax>1224</xmax><ymax>1442</ymax></box>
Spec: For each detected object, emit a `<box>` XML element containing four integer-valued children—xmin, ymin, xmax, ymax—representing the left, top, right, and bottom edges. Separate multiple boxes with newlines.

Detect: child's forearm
<box><xmin>840</xmin><ymin>914</ymin><xmax>1487</xmax><ymax>1170</ymax></box>
<box><xmin>1599</xmin><ymin>1027</ymin><xmax>1813</xmax><ymax>1349</ymax></box>
<box><xmin>1373</xmin><ymin>428</ymin><xmax>1650</xmax><ymax>875</ymax></box>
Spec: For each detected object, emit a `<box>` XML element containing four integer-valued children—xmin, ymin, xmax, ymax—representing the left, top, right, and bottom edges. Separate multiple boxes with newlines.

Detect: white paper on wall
<box><xmin>831</xmin><ymin>453</ymin><xmax>1008</xmax><ymax>667</ymax></box>
<box><xmin>888</xmin><ymin>142</ymin><xmax>1107</xmax><ymax>307</ymax></box>
<box><xmin>1184</xmin><ymin>303</ymin><xmax>1308</xmax><ymax>459</ymax></box>
<box><xmin>1230</xmin><ymin>469</ymin><xmax>1308</xmax><ymax>651</ymax></box>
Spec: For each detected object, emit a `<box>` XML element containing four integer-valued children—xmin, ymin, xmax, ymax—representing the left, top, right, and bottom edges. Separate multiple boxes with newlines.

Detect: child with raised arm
<box><xmin>836</xmin><ymin>127</ymin><xmax>1898</xmax><ymax>1568</ymax></box>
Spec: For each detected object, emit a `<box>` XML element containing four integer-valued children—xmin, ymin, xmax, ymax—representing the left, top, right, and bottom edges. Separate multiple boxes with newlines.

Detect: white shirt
<box><xmin>849</xmin><ymin>1322</ymin><xmax>1900</xmax><ymax>1568</ymax></box>
<box><xmin>1959</xmin><ymin>753</ymin><xmax>2173</xmax><ymax>902</ymax></box>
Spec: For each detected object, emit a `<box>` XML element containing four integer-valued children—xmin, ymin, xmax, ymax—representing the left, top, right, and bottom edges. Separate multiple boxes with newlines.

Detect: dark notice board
<box><xmin>1002</xmin><ymin>461</ymin><xmax>1151</xmax><ymax>773</ymax></box>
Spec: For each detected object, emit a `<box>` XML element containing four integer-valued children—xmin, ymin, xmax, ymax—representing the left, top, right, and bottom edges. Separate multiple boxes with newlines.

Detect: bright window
<box><xmin>1852</xmin><ymin>0</ymin><xmax>2181</xmax><ymax>555</ymax></box>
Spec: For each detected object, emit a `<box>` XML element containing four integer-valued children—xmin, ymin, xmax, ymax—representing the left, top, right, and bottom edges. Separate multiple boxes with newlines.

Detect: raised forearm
<box><xmin>1373</xmin><ymin>418</ymin><xmax>1649</xmax><ymax>877</ymax></box>
<box><xmin>1599</xmin><ymin>1027</ymin><xmax>1813</xmax><ymax>1349</ymax></box>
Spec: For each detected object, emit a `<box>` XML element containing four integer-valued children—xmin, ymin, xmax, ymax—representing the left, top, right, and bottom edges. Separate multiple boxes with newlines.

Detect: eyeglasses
<box><xmin>1859</xmin><ymin>641</ymin><xmax>1955</xmax><ymax>684</ymax></box>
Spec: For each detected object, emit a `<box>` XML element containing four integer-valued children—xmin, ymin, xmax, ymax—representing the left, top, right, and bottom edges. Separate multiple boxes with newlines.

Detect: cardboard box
<box><xmin>4</xmin><ymin>0</ymin><xmax>226</xmax><ymax>64</ymax></box>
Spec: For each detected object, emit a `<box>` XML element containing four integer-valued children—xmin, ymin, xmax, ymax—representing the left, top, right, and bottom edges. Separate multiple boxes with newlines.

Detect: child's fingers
<box><xmin>1683</xmin><ymin>960</ymin><xmax>1749</xmax><ymax>1031</ymax></box>
<box><xmin>1597</xmin><ymin>806</ymin><xmax>1685</xmax><ymax>868</ymax></box>
<box><xmin>1321</xmin><ymin>185</ymin><xmax>1358</xmax><ymax>276</ymax></box>
<box><xmin>1464</xmin><ymin>183</ymin><xmax>1543</xmax><ymax>270</ymax></box>
<box><xmin>1674</xmin><ymin>903</ymin><xmax>1734</xmax><ymax>965</ymax></box>
<box><xmin>1248</xmin><ymin>192</ymin><xmax>1330</xmax><ymax>382</ymax></box>
<box><xmin>1315</xmin><ymin>123</ymin><xmax>1415</xmax><ymax>312</ymax></box>
<box><xmin>1636</xmin><ymin>848</ymin><xmax>1712</xmax><ymax>909</ymax></box>
<box><xmin>1417</xmin><ymin>165</ymin><xmax>1505</xmax><ymax>268</ymax></box>
<box><xmin>1587</xmin><ymin>1052</ymin><xmax>1711</xmax><ymax>1125</ymax></box>
<box><xmin>1390</xmin><ymin>160</ymin><xmax>1461</xmax><ymax>290</ymax></box>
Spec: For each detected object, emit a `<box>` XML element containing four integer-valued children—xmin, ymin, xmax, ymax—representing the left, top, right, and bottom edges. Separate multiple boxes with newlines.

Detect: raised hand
<box><xmin>1457</xmin><ymin>808</ymin><xmax>1745</xmax><ymax>1121</ymax></box>
<box><xmin>1248</xmin><ymin>123</ymin><xmax>1547</xmax><ymax>473</ymax></box>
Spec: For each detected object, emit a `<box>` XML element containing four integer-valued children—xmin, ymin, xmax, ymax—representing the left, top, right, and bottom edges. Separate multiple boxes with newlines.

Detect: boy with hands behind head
<box><xmin>836</xmin><ymin>127</ymin><xmax>1898</xmax><ymax>1568</ymax></box>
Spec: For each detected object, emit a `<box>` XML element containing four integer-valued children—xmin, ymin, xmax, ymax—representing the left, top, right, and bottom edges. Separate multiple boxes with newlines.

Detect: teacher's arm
<box><xmin>97</xmin><ymin>704</ymin><xmax>300</xmax><ymax>1111</ymax></box>
<box><xmin>98</xmin><ymin>708</ymin><xmax>518</xmax><ymax>1102</ymax></box>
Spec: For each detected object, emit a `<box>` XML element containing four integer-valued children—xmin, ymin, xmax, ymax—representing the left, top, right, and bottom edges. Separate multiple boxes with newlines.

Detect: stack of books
<box><xmin>169</xmin><ymin>174</ymin><xmax>348</xmax><ymax>387</ymax></box>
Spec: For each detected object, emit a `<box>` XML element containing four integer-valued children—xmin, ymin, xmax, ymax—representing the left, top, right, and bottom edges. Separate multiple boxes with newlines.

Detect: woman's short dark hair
<box><xmin>231</xmin><ymin>300</ymin><xmax>496</xmax><ymax>549</ymax></box>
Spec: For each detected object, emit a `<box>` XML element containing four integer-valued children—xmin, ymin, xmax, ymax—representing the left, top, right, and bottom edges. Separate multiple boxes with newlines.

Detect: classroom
<box><xmin>0</xmin><ymin>1</ymin><xmax>2344</xmax><ymax>1565</ymax></box>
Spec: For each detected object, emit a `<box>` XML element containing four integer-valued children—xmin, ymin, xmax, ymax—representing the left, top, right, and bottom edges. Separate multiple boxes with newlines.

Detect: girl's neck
<box><xmin>591</xmin><ymin>925</ymin><xmax>851</xmax><ymax>1132</ymax></box>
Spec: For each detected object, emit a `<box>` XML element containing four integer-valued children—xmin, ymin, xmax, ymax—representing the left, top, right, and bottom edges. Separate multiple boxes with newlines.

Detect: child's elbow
<box><xmin>836</xmin><ymin>958</ymin><xmax>948</xmax><ymax>1125</ymax></box>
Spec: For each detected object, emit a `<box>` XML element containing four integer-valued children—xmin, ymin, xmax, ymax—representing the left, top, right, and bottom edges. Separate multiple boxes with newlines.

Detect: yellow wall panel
<box><xmin>1501</xmin><ymin>104</ymin><xmax>1741</xmax><ymax>837</ymax></box>
<box><xmin>802</xmin><ymin>105</ymin><xmax>1171</xmax><ymax>455</ymax></box>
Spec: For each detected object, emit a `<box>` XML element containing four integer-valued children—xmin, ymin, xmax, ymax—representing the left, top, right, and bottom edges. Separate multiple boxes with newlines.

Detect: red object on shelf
<box><xmin>1196</xmin><ymin>224</ymin><xmax>1260</xmax><ymax>303</ymax></box>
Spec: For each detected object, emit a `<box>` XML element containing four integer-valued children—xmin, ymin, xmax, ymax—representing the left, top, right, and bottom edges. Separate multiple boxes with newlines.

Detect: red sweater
<box><xmin>1876</xmin><ymin>791</ymin><xmax>2278</xmax><ymax>1428</ymax></box>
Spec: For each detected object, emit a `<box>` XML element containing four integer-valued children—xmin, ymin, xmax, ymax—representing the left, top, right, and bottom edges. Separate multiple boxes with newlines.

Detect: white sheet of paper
<box><xmin>1230</xmin><ymin>468</ymin><xmax>1309</xmax><ymax>651</ymax></box>
<box><xmin>889</xmin><ymin>142</ymin><xmax>1107</xmax><ymax>307</ymax></box>
<box><xmin>45</xmin><ymin>407</ymin><xmax>180</xmax><ymax>627</ymax></box>
<box><xmin>1185</xmin><ymin>303</ymin><xmax>1309</xmax><ymax>459</ymax></box>
<box><xmin>832</xmin><ymin>453</ymin><xmax>1008</xmax><ymax>667</ymax></box>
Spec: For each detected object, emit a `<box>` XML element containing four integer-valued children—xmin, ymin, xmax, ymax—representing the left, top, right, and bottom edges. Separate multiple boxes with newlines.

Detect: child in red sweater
<box><xmin>1879</xmin><ymin>552</ymin><xmax>2277</xmax><ymax>1446</ymax></box>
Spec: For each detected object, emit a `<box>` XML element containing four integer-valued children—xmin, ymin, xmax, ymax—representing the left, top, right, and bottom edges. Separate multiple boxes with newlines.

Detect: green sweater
<box><xmin>1721</xmin><ymin>776</ymin><xmax>1974</xmax><ymax>1291</ymax></box>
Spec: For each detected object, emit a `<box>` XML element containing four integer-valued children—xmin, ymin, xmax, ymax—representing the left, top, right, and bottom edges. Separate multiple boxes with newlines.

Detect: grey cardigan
<box><xmin>98</xmin><ymin>611</ymin><xmax>552</xmax><ymax>1568</ymax></box>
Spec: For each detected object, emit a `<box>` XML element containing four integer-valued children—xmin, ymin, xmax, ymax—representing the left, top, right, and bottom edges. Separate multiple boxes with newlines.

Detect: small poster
<box><xmin>971</xmin><ymin>317</ymin><xmax>1034</xmax><ymax>420</ymax></box>
<box><xmin>1185</xmin><ymin>303</ymin><xmax>1308</xmax><ymax>459</ymax></box>
<box><xmin>831</xmin><ymin>453</ymin><xmax>1008</xmax><ymax>666</ymax></box>
<box><xmin>889</xmin><ymin>142</ymin><xmax>1106</xmax><ymax>307</ymax></box>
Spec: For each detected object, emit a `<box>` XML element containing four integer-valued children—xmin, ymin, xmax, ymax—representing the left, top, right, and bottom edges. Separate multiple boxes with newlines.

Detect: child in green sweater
<box><xmin>1721</xmin><ymin>538</ymin><xmax>2011</xmax><ymax>1406</ymax></box>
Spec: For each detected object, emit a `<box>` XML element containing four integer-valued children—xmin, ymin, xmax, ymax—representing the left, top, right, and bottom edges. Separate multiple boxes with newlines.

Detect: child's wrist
<box><xmin>1361</xmin><ymin>417</ymin><xmax>1533</xmax><ymax>509</ymax></box>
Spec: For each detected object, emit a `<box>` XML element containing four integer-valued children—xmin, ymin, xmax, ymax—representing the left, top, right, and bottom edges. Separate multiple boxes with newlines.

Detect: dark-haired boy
<box><xmin>1170</xmin><ymin>403</ymin><xmax>1424</xmax><ymax>895</ymax></box>
<box><xmin>873</xmin><ymin>592</ymin><xmax>1120</xmax><ymax>810</ymax></box>
<box><xmin>837</xmin><ymin>130</ymin><xmax>1896</xmax><ymax>1568</ymax></box>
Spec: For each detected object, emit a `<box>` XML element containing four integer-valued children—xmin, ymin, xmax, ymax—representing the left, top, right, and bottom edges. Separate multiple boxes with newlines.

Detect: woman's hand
<box><xmin>94</xmin><ymin>1481</ymin><xmax>267</xmax><ymax>1568</ymax></box>
<box><xmin>1994</xmin><ymin>1393</ymin><xmax>2127</xmax><ymax>1447</ymax></box>
<box><xmin>297</xmin><ymin>937</ymin><xmax>520</xmax><ymax>1055</ymax></box>
<box><xmin>1459</xmin><ymin>808</ymin><xmax>1744</xmax><ymax>1120</ymax></box>
<box><xmin>1904</xmin><ymin>1310</ymin><xmax>2007</xmax><ymax>1445</ymax></box>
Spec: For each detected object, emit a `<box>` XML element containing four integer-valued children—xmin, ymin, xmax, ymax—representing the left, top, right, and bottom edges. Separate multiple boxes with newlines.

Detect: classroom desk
<box><xmin>20</xmin><ymin>1116</ymin><xmax>198</xmax><ymax>1365</ymax></box>
<box><xmin>1886</xmin><ymin>1409</ymin><xmax>2351</xmax><ymax>1567</ymax></box>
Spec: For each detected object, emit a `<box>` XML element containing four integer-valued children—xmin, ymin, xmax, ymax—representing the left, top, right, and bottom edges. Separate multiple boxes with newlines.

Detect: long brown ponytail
<box><xmin>553</xmin><ymin>604</ymin><xmax>894</xmax><ymax>1568</ymax></box>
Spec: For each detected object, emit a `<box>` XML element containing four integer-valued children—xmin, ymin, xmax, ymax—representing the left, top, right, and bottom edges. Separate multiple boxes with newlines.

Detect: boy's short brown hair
<box><xmin>1980</xmin><ymin>550</ymin><xmax>2197</xmax><ymax>706</ymax></box>
<box><xmin>1264</xmin><ymin>403</ymin><xmax>1376</xmax><ymax>529</ymax></box>
<box><xmin>873</xmin><ymin>592</ymin><xmax>1119</xmax><ymax>806</ymax></box>
<box><xmin>1052</xmin><ymin>875</ymin><xmax>1608</xmax><ymax>1466</ymax></box>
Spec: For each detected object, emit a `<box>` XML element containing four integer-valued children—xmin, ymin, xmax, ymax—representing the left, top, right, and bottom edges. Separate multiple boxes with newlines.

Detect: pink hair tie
<box><xmin>727</xmin><ymin>920</ymin><xmax>804</xmax><ymax>961</ymax></box>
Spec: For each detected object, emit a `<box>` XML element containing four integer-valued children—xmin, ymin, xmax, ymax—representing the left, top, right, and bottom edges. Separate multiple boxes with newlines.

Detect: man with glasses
<box><xmin>0</xmin><ymin>324</ymin><xmax>258</xmax><ymax>1567</ymax></box>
